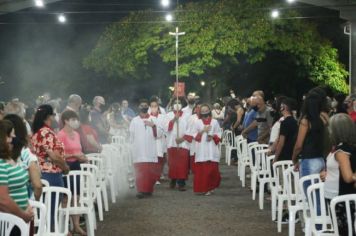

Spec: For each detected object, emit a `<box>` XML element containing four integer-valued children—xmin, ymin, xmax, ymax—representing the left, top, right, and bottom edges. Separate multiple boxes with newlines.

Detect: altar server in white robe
<box><xmin>165</xmin><ymin>98</ymin><xmax>191</xmax><ymax>191</ymax></box>
<box><xmin>186</xmin><ymin>104</ymin><xmax>222</xmax><ymax>195</ymax></box>
<box><xmin>129</xmin><ymin>99</ymin><xmax>160</xmax><ymax>199</ymax></box>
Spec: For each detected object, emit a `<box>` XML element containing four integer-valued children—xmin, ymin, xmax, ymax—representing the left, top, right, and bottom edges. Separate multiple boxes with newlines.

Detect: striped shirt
<box><xmin>0</xmin><ymin>159</ymin><xmax>29</xmax><ymax>210</ymax></box>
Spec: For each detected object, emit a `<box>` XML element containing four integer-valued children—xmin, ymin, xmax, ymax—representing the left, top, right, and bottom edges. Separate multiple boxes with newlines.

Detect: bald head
<box><xmin>93</xmin><ymin>96</ymin><xmax>105</xmax><ymax>107</ymax></box>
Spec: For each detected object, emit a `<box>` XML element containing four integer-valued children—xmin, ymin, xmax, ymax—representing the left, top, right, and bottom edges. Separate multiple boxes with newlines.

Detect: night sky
<box><xmin>0</xmin><ymin>0</ymin><xmax>349</xmax><ymax>105</ymax></box>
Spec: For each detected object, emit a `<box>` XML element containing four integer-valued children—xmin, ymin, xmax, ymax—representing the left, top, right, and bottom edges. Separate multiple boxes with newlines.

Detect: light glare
<box><xmin>58</xmin><ymin>14</ymin><xmax>66</xmax><ymax>23</ymax></box>
<box><xmin>287</xmin><ymin>0</ymin><xmax>296</xmax><ymax>3</ymax></box>
<box><xmin>165</xmin><ymin>14</ymin><xmax>173</xmax><ymax>22</ymax></box>
<box><xmin>35</xmin><ymin>0</ymin><xmax>44</xmax><ymax>8</ymax></box>
<box><xmin>271</xmin><ymin>10</ymin><xmax>280</xmax><ymax>18</ymax></box>
<box><xmin>161</xmin><ymin>0</ymin><xmax>170</xmax><ymax>7</ymax></box>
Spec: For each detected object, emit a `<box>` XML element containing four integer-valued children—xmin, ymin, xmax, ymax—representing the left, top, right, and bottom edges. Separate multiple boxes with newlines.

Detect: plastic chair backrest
<box><xmin>307</xmin><ymin>182</ymin><xmax>331</xmax><ymax>232</ymax></box>
<box><xmin>250</xmin><ymin>144</ymin><xmax>269</xmax><ymax>169</ymax></box>
<box><xmin>29</xmin><ymin>199</ymin><xmax>47</xmax><ymax>236</ymax></box>
<box><xmin>283</xmin><ymin>166</ymin><xmax>300</xmax><ymax>205</ymax></box>
<box><xmin>272</xmin><ymin>160</ymin><xmax>293</xmax><ymax>193</ymax></box>
<box><xmin>0</xmin><ymin>212</ymin><xmax>29</xmax><ymax>236</ymax></box>
<box><xmin>330</xmin><ymin>194</ymin><xmax>356</xmax><ymax>236</ymax></box>
<box><xmin>255</xmin><ymin>149</ymin><xmax>272</xmax><ymax>174</ymax></box>
<box><xmin>42</xmin><ymin>186</ymin><xmax>71</xmax><ymax>235</ymax></box>
<box><xmin>63</xmin><ymin>170</ymin><xmax>95</xmax><ymax>208</ymax></box>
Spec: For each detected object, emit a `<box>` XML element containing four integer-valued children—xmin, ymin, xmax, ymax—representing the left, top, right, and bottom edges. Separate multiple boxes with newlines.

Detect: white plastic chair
<box><xmin>307</xmin><ymin>183</ymin><xmax>333</xmax><ymax>235</ymax></box>
<box><xmin>102</xmin><ymin>144</ymin><xmax>119</xmax><ymax>203</ymax></box>
<box><xmin>234</xmin><ymin>135</ymin><xmax>244</xmax><ymax>176</ymax></box>
<box><xmin>238</xmin><ymin>138</ymin><xmax>250</xmax><ymax>187</ymax></box>
<box><xmin>298</xmin><ymin>174</ymin><xmax>322</xmax><ymax>236</ymax></box>
<box><xmin>41</xmin><ymin>186</ymin><xmax>71</xmax><ymax>236</ymax></box>
<box><xmin>81</xmin><ymin>163</ymin><xmax>104</xmax><ymax>222</ymax></box>
<box><xmin>329</xmin><ymin>194</ymin><xmax>356</xmax><ymax>236</ymax></box>
<box><xmin>249</xmin><ymin>143</ymin><xmax>269</xmax><ymax>200</ymax></box>
<box><xmin>225</xmin><ymin>130</ymin><xmax>237</xmax><ymax>166</ymax></box>
<box><xmin>0</xmin><ymin>212</ymin><xmax>29</xmax><ymax>236</ymax></box>
<box><xmin>256</xmin><ymin>150</ymin><xmax>274</xmax><ymax>210</ymax></box>
<box><xmin>270</xmin><ymin>160</ymin><xmax>293</xmax><ymax>226</ymax></box>
<box><xmin>283</xmin><ymin>167</ymin><xmax>302</xmax><ymax>236</ymax></box>
<box><xmin>29</xmin><ymin>199</ymin><xmax>47</xmax><ymax>236</ymax></box>
<box><xmin>63</xmin><ymin>170</ymin><xmax>96</xmax><ymax>236</ymax></box>
<box><xmin>87</xmin><ymin>154</ymin><xmax>109</xmax><ymax>213</ymax></box>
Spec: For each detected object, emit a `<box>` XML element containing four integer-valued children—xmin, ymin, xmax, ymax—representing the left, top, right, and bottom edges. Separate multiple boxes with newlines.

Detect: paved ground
<box><xmin>95</xmin><ymin>163</ymin><xmax>304</xmax><ymax>236</ymax></box>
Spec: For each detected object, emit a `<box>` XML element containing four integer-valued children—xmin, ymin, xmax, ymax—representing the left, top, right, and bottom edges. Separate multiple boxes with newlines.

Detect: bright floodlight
<box><xmin>161</xmin><ymin>0</ymin><xmax>170</xmax><ymax>8</ymax></box>
<box><xmin>58</xmin><ymin>14</ymin><xmax>66</xmax><ymax>23</ymax></box>
<box><xmin>287</xmin><ymin>0</ymin><xmax>295</xmax><ymax>3</ymax></box>
<box><xmin>35</xmin><ymin>0</ymin><xmax>44</xmax><ymax>8</ymax></box>
<box><xmin>200</xmin><ymin>81</ymin><xmax>206</xmax><ymax>87</ymax></box>
<box><xmin>165</xmin><ymin>14</ymin><xmax>173</xmax><ymax>22</ymax></box>
<box><xmin>271</xmin><ymin>10</ymin><xmax>280</xmax><ymax>18</ymax></box>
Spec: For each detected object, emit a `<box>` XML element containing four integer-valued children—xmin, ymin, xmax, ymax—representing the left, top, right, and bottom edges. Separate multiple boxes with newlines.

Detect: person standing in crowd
<box><xmin>0</xmin><ymin>102</ymin><xmax>5</xmax><ymax>120</ymax></box>
<box><xmin>4</xmin><ymin>100</ymin><xmax>32</xmax><ymax>136</ymax></box>
<box><xmin>57</xmin><ymin>110</ymin><xmax>87</xmax><ymax>235</ymax></box>
<box><xmin>0</xmin><ymin>120</ymin><xmax>35</xmax><ymax>235</ymax></box>
<box><xmin>166</xmin><ymin>98</ymin><xmax>190</xmax><ymax>191</ymax></box>
<box><xmin>90</xmin><ymin>96</ymin><xmax>109</xmax><ymax>144</ymax></box>
<box><xmin>149</xmin><ymin>97</ymin><xmax>167</xmax><ymax>183</ymax></box>
<box><xmin>231</xmin><ymin>100</ymin><xmax>245</xmax><ymax>136</ymax></box>
<box><xmin>78</xmin><ymin>108</ymin><xmax>102</xmax><ymax>154</ymax></box>
<box><xmin>291</xmin><ymin>88</ymin><xmax>329</xmax><ymax>229</ymax></box>
<box><xmin>63</xmin><ymin>94</ymin><xmax>82</xmax><ymax>114</ymax></box>
<box><xmin>121</xmin><ymin>99</ymin><xmax>136</xmax><ymax>123</ymax></box>
<box><xmin>149</xmin><ymin>95</ymin><xmax>166</xmax><ymax>115</ymax></box>
<box><xmin>186</xmin><ymin>101</ymin><xmax>202</xmax><ymax>174</ymax></box>
<box><xmin>187</xmin><ymin>104</ymin><xmax>221</xmax><ymax>196</ymax></box>
<box><xmin>182</xmin><ymin>92</ymin><xmax>196</xmax><ymax>116</ymax></box>
<box><xmin>129</xmin><ymin>99</ymin><xmax>159</xmax><ymax>199</ymax></box>
<box><xmin>322</xmin><ymin>113</ymin><xmax>356</xmax><ymax>236</ymax></box>
<box><xmin>241</xmin><ymin>96</ymin><xmax>258</xmax><ymax>143</ymax></box>
<box><xmin>344</xmin><ymin>94</ymin><xmax>356</xmax><ymax>122</ymax></box>
<box><xmin>272</xmin><ymin>98</ymin><xmax>298</xmax><ymax>163</ymax></box>
<box><xmin>31</xmin><ymin>104</ymin><xmax>69</xmax><ymax>229</ymax></box>
<box><xmin>255</xmin><ymin>95</ymin><xmax>273</xmax><ymax>144</ymax></box>
<box><xmin>3</xmin><ymin>114</ymin><xmax>42</xmax><ymax>201</ymax></box>
<box><xmin>107</xmin><ymin>103</ymin><xmax>128</xmax><ymax>136</ymax></box>
<box><xmin>211</xmin><ymin>103</ymin><xmax>224</xmax><ymax>127</ymax></box>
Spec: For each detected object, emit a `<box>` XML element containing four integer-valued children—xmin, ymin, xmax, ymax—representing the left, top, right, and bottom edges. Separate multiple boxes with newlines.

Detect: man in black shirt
<box><xmin>273</xmin><ymin>97</ymin><xmax>298</xmax><ymax>162</ymax></box>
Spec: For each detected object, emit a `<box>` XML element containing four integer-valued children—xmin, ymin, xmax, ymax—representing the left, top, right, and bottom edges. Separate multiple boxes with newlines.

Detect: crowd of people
<box><xmin>0</xmin><ymin>86</ymin><xmax>355</xmax><ymax>235</ymax></box>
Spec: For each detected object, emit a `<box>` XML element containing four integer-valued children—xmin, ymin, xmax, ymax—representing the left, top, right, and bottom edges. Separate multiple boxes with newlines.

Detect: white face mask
<box><xmin>173</xmin><ymin>104</ymin><xmax>182</xmax><ymax>111</ymax></box>
<box><xmin>69</xmin><ymin>119</ymin><xmax>80</xmax><ymax>129</ymax></box>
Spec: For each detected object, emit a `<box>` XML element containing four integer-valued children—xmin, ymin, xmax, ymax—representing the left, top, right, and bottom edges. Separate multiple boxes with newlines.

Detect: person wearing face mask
<box><xmin>241</xmin><ymin>96</ymin><xmax>258</xmax><ymax>143</ymax></box>
<box><xmin>130</xmin><ymin>99</ymin><xmax>160</xmax><ymax>199</ymax></box>
<box><xmin>186</xmin><ymin>102</ymin><xmax>202</xmax><ymax>174</ymax></box>
<box><xmin>90</xmin><ymin>96</ymin><xmax>110</xmax><ymax>144</ymax></box>
<box><xmin>57</xmin><ymin>110</ymin><xmax>87</xmax><ymax>235</ymax></box>
<box><xmin>0</xmin><ymin>120</ymin><xmax>35</xmax><ymax>236</ymax></box>
<box><xmin>182</xmin><ymin>92</ymin><xmax>196</xmax><ymax>116</ymax></box>
<box><xmin>185</xmin><ymin>104</ymin><xmax>222</xmax><ymax>195</ymax></box>
<box><xmin>149</xmin><ymin>98</ymin><xmax>168</xmax><ymax>183</ymax></box>
<box><xmin>31</xmin><ymin>104</ymin><xmax>69</xmax><ymax>230</ymax></box>
<box><xmin>165</xmin><ymin>98</ymin><xmax>191</xmax><ymax>191</ymax></box>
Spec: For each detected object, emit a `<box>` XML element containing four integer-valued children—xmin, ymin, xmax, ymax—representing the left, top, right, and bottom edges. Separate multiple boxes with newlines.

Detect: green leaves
<box><xmin>84</xmin><ymin>0</ymin><xmax>348</xmax><ymax>93</ymax></box>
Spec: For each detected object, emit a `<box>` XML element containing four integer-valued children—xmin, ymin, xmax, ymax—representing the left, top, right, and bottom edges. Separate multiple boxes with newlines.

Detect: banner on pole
<box><xmin>173</xmin><ymin>82</ymin><xmax>185</xmax><ymax>97</ymax></box>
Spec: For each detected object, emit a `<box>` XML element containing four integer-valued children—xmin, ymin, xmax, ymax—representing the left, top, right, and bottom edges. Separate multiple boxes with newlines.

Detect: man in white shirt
<box><xmin>129</xmin><ymin>99</ymin><xmax>159</xmax><ymax>199</ymax></box>
<box><xmin>182</xmin><ymin>92</ymin><xmax>196</xmax><ymax>116</ymax></box>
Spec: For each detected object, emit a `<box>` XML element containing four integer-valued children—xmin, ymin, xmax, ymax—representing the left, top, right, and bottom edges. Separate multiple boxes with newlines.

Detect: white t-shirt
<box><xmin>269</xmin><ymin>117</ymin><xmax>284</xmax><ymax>144</ymax></box>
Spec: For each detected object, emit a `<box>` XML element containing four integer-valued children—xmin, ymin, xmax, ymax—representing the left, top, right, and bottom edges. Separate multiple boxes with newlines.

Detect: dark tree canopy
<box><xmin>84</xmin><ymin>0</ymin><xmax>348</xmax><ymax>93</ymax></box>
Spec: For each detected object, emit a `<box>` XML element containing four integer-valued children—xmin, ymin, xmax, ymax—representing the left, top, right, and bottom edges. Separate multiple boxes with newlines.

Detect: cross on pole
<box><xmin>169</xmin><ymin>27</ymin><xmax>185</xmax><ymax>144</ymax></box>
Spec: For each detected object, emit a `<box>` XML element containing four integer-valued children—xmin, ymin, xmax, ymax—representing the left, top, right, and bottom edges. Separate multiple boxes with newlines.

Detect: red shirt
<box><xmin>349</xmin><ymin>111</ymin><xmax>356</xmax><ymax>123</ymax></box>
<box><xmin>31</xmin><ymin>125</ymin><xmax>65</xmax><ymax>173</ymax></box>
<box><xmin>79</xmin><ymin>124</ymin><xmax>100</xmax><ymax>154</ymax></box>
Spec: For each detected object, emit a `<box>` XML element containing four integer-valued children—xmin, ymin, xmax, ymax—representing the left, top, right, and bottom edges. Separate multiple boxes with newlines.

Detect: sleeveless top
<box><xmin>300</xmin><ymin>119</ymin><xmax>325</xmax><ymax>159</ymax></box>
